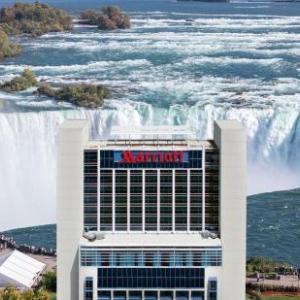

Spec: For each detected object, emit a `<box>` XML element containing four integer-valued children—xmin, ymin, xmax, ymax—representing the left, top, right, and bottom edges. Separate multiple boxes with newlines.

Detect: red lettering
<box><xmin>152</xmin><ymin>153</ymin><xmax>158</xmax><ymax>162</ymax></box>
<box><xmin>145</xmin><ymin>152</ymin><xmax>150</xmax><ymax>162</ymax></box>
<box><xmin>173</xmin><ymin>151</ymin><xmax>178</xmax><ymax>162</ymax></box>
<box><xmin>119</xmin><ymin>151</ymin><xmax>186</xmax><ymax>164</ymax></box>
<box><xmin>164</xmin><ymin>152</ymin><xmax>173</xmax><ymax>162</ymax></box>
<box><xmin>135</xmin><ymin>152</ymin><xmax>144</xmax><ymax>163</ymax></box>
<box><xmin>179</xmin><ymin>151</ymin><xmax>184</xmax><ymax>162</ymax></box>
<box><xmin>159</xmin><ymin>152</ymin><xmax>163</xmax><ymax>163</ymax></box>
<box><xmin>121</xmin><ymin>151</ymin><xmax>135</xmax><ymax>163</ymax></box>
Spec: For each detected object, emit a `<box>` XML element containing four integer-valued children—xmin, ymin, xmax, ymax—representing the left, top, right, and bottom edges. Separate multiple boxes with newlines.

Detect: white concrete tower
<box><xmin>214</xmin><ymin>120</ymin><xmax>247</xmax><ymax>300</ymax></box>
<box><xmin>57</xmin><ymin>120</ymin><xmax>89</xmax><ymax>300</ymax></box>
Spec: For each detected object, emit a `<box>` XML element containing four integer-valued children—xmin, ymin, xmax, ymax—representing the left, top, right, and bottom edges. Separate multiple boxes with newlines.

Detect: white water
<box><xmin>1</xmin><ymin>7</ymin><xmax>300</xmax><ymax>230</ymax></box>
<box><xmin>0</xmin><ymin>102</ymin><xmax>299</xmax><ymax>231</ymax></box>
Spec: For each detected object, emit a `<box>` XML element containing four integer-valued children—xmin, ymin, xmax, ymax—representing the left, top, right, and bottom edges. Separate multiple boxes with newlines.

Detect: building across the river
<box><xmin>56</xmin><ymin>120</ymin><xmax>246</xmax><ymax>300</ymax></box>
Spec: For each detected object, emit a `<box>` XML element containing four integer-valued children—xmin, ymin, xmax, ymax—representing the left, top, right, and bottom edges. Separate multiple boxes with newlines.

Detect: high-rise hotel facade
<box><xmin>57</xmin><ymin>120</ymin><xmax>246</xmax><ymax>300</ymax></box>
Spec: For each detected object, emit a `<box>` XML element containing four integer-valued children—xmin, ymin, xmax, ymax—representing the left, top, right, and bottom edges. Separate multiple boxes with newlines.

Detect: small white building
<box><xmin>0</xmin><ymin>250</ymin><xmax>46</xmax><ymax>289</ymax></box>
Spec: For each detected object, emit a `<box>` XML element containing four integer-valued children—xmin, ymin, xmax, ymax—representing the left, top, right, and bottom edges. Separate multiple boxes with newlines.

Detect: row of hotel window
<box><xmin>97</xmin><ymin>268</ymin><xmax>204</xmax><ymax>289</ymax></box>
<box><xmin>85</xmin><ymin>290</ymin><xmax>208</xmax><ymax>300</ymax></box>
<box><xmin>84</xmin><ymin>168</ymin><xmax>219</xmax><ymax>233</ymax></box>
<box><xmin>85</xmin><ymin>280</ymin><xmax>217</xmax><ymax>300</ymax></box>
<box><xmin>80</xmin><ymin>249</ymin><xmax>222</xmax><ymax>267</ymax></box>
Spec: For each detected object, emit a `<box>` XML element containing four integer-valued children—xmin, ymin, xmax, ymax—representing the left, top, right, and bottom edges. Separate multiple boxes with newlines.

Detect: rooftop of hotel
<box><xmin>85</xmin><ymin>126</ymin><xmax>217</xmax><ymax>150</ymax></box>
<box><xmin>86</xmin><ymin>139</ymin><xmax>216</xmax><ymax>150</ymax></box>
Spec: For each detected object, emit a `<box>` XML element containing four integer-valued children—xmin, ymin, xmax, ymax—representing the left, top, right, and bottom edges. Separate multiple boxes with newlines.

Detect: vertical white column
<box><xmin>112</xmin><ymin>169</ymin><xmax>116</xmax><ymax>233</ymax></box>
<box><xmin>57</xmin><ymin>120</ymin><xmax>89</xmax><ymax>300</ymax></box>
<box><xmin>202</xmin><ymin>145</ymin><xmax>206</xmax><ymax>232</ymax></box>
<box><xmin>97</xmin><ymin>148</ymin><xmax>100</xmax><ymax>231</ymax></box>
<box><xmin>157</xmin><ymin>169</ymin><xmax>160</xmax><ymax>232</ymax></box>
<box><xmin>214</xmin><ymin>120</ymin><xmax>246</xmax><ymax>300</ymax></box>
<box><xmin>187</xmin><ymin>169</ymin><xmax>191</xmax><ymax>232</ymax></box>
<box><xmin>142</xmin><ymin>169</ymin><xmax>145</xmax><ymax>232</ymax></box>
<box><xmin>127</xmin><ymin>169</ymin><xmax>130</xmax><ymax>232</ymax></box>
<box><xmin>172</xmin><ymin>168</ymin><xmax>175</xmax><ymax>233</ymax></box>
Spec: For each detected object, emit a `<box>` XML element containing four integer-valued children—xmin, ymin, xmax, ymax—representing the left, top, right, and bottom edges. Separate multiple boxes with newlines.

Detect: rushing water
<box><xmin>0</xmin><ymin>0</ymin><xmax>300</xmax><ymax>230</ymax></box>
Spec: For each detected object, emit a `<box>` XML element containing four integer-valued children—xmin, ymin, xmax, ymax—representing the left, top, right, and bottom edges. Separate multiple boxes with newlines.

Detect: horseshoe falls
<box><xmin>0</xmin><ymin>0</ymin><xmax>300</xmax><ymax>230</ymax></box>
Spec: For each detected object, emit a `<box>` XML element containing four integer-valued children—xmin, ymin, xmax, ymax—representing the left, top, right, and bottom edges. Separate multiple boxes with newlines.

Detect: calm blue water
<box><xmin>4</xmin><ymin>189</ymin><xmax>300</xmax><ymax>266</ymax></box>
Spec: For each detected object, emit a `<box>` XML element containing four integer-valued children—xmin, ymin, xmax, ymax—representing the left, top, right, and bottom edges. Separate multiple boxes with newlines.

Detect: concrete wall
<box><xmin>57</xmin><ymin>120</ymin><xmax>89</xmax><ymax>300</ymax></box>
<box><xmin>214</xmin><ymin>120</ymin><xmax>247</xmax><ymax>300</ymax></box>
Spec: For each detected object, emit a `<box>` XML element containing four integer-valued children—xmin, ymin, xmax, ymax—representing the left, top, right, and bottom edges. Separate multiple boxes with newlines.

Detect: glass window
<box><xmin>160</xmin><ymin>170</ymin><xmax>173</xmax><ymax>231</ymax></box>
<box><xmin>97</xmin><ymin>268</ymin><xmax>204</xmax><ymax>288</ymax></box>
<box><xmin>98</xmin><ymin>291</ymin><xmax>111</xmax><ymax>300</ymax></box>
<box><xmin>84</xmin><ymin>277</ymin><xmax>93</xmax><ymax>300</ymax></box>
<box><xmin>81</xmin><ymin>249</ymin><xmax>221</xmax><ymax>267</ymax></box>
<box><xmin>100</xmin><ymin>169</ymin><xmax>113</xmax><ymax>231</ymax></box>
<box><xmin>176</xmin><ymin>291</ymin><xmax>188</xmax><ymax>300</ymax></box>
<box><xmin>129</xmin><ymin>291</ymin><xmax>142</xmax><ymax>300</ymax></box>
<box><xmin>208</xmin><ymin>279</ymin><xmax>217</xmax><ymax>300</ymax></box>
<box><xmin>160</xmin><ymin>291</ymin><xmax>173</xmax><ymax>300</ymax></box>
<box><xmin>113</xmin><ymin>291</ymin><xmax>126</xmax><ymax>300</ymax></box>
<box><xmin>115</xmin><ymin>170</ymin><xmax>127</xmax><ymax>231</ymax></box>
<box><xmin>84</xmin><ymin>150</ymin><xmax>98</xmax><ymax>231</ymax></box>
<box><xmin>145</xmin><ymin>291</ymin><xmax>157</xmax><ymax>300</ymax></box>
<box><xmin>191</xmin><ymin>291</ymin><xmax>204</xmax><ymax>300</ymax></box>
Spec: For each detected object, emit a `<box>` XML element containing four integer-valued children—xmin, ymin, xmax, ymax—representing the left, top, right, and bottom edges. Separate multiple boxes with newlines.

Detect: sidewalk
<box><xmin>247</xmin><ymin>275</ymin><xmax>300</xmax><ymax>288</ymax></box>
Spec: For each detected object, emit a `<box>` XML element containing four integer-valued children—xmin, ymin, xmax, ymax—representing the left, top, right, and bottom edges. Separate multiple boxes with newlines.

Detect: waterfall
<box><xmin>0</xmin><ymin>102</ymin><xmax>299</xmax><ymax>230</ymax></box>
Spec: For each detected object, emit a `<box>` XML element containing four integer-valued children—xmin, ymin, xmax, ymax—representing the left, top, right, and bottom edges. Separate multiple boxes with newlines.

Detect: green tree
<box><xmin>38</xmin><ymin>271</ymin><xmax>56</xmax><ymax>292</ymax></box>
<box><xmin>0</xmin><ymin>68</ymin><xmax>37</xmax><ymax>92</ymax></box>
<box><xmin>0</xmin><ymin>28</ymin><xmax>21</xmax><ymax>60</ymax></box>
<box><xmin>80</xmin><ymin>5</ymin><xmax>131</xmax><ymax>30</ymax></box>
<box><xmin>0</xmin><ymin>2</ymin><xmax>73</xmax><ymax>37</ymax></box>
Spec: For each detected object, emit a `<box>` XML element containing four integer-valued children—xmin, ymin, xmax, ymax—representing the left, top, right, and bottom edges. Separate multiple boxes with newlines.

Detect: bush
<box><xmin>0</xmin><ymin>286</ymin><xmax>50</xmax><ymax>300</ymax></box>
<box><xmin>0</xmin><ymin>2</ymin><xmax>73</xmax><ymax>36</ymax></box>
<box><xmin>38</xmin><ymin>271</ymin><xmax>56</xmax><ymax>292</ymax></box>
<box><xmin>38</xmin><ymin>83</ymin><xmax>57</xmax><ymax>98</ymax></box>
<box><xmin>246</xmin><ymin>256</ymin><xmax>291</xmax><ymax>273</ymax></box>
<box><xmin>38</xmin><ymin>83</ymin><xmax>109</xmax><ymax>108</ymax></box>
<box><xmin>0</xmin><ymin>28</ymin><xmax>21</xmax><ymax>60</ymax></box>
<box><xmin>0</xmin><ymin>68</ymin><xmax>37</xmax><ymax>92</ymax></box>
<box><xmin>80</xmin><ymin>5</ymin><xmax>130</xmax><ymax>30</ymax></box>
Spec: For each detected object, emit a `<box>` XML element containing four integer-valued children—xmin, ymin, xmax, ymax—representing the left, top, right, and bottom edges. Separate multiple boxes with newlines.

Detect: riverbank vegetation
<box><xmin>247</xmin><ymin>257</ymin><xmax>292</xmax><ymax>274</ymax></box>
<box><xmin>80</xmin><ymin>6</ymin><xmax>131</xmax><ymax>30</ymax></box>
<box><xmin>0</xmin><ymin>286</ymin><xmax>50</xmax><ymax>299</ymax></box>
<box><xmin>0</xmin><ymin>67</ymin><xmax>109</xmax><ymax>108</ymax></box>
<box><xmin>0</xmin><ymin>2</ymin><xmax>72</xmax><ymax>37</ymax></box>
<box><xmin>0</xmin><ymin>28</ymin><xmax>21</xmax><ymax>61</ymax></box>
<box><xmin>38</xmin><ymin>83</ymin><xmax>109</xmax><ymax>108</ymax></box>
<box><xmin>0</xmin><ymin>69</ymin><xmax>37</xmax><ymax>92</ymax></box>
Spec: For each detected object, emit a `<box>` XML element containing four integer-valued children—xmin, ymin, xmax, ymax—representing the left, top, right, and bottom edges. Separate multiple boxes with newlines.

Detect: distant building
<box><xmin>57</xmin><ymin>120</ymin><xmax>246</xmax><ymax>300</ymax></box>
<box><xmin>0</xmin><ymin>250</ymin><xmax>46</xmax><ymax>289</ymax></box>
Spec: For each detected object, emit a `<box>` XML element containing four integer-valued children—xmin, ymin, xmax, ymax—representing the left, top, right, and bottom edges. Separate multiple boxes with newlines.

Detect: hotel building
<box><xmin>57</xmin><ymin>120</ymin><xmax>246</xmax><ymax>300</ymax></box>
